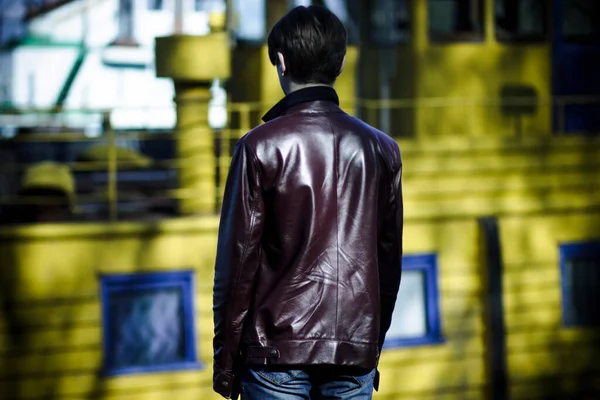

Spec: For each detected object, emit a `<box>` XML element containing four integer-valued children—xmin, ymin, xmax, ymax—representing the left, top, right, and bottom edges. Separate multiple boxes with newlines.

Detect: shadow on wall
<box><xmin>0</xmin><ymin>162</ymin><xmax>76</xmax><ymax>226</ymax></box>
<box><xmin>0</xmin><ymin>239</ymin><xmax>21</xmax><ymax>400</ymax></box>
<box><xmin>499</xmin><ymin>215</ymin><xmax>600</xmax><ymax>397</ymax></box>
<box><xmin>0</xmin><ymin>220</ymin><xmax>171</xmax><ymax>400</ymax></box>
<box><xmin>499</xmin><ymin>84</ymin><xmax>538</xmax><ymax>138</ymax></box>
<box><xmin>0</xmin><ymin>229</ymin><xmax>99</xmax><ymax>400</ymax></box>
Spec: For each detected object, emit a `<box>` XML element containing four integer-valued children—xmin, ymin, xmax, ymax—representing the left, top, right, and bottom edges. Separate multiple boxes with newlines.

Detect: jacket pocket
<box><xmin>348</xmin><ymin>368</ymin><xmax>377</xmax><ymax>386</ymax></box>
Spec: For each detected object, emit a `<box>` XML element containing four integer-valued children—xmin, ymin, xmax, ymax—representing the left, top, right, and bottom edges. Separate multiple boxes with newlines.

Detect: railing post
<box><xmin>106</xmin><ymin>112</ymin><xmax>118</xmax><ymax>222</ymax></box>
<box><xmin>366</xmin><ymin>102</ymin><xmax>377</xmax><ymax>128</ymax></box>
<box><xmin>467</xmin><ymin>98</ymin><xmax>477</xmax><ymax>136</ymax></box>
<box><xmin>557</xmin><ymin>97</ymin><xmax>566</xmax><ymax>136</ymax></box>
<box><xmin>240</xmin><ymin>105</ymin><xmax>251</xmax><ymax>133</ymax></box>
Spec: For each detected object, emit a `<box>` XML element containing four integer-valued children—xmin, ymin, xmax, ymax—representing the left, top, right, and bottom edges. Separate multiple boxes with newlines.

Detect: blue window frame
<box><xmin>560</xmin><ymin>241</ymin><xmax>600</xmax><ymax>327</ymax></box>
<box><xmin>383</xmin><ymin>253</ymin><xmax>444</xmax><ymax>348</ymax></box>
<box><xmin>100</xmin><ymin>270</ymin><xmax>203</xmax><ymax>376</ymax></box>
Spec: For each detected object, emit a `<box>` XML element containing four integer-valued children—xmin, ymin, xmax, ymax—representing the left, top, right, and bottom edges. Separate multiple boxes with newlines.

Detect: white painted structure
<box><xmin>0</xmin><ymin>0</ymin><xmax>354</xmax><ymax>132</ymax></box>
<box><xmin>0</xmin><ymin>0</ymin><xmax>226</xmax><ymax>130</ymax></box>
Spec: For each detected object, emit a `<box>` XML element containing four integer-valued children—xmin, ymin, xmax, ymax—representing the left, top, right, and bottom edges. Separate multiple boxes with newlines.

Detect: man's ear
<box><xmin>277</xmin><ymin>52</ymin><xmax>287</xmax><ymax>76</ymax></box>
<box><xmin>338</xmin><ymin>55</ymin><xmax>347</xmax><ymax>75</ymax></box>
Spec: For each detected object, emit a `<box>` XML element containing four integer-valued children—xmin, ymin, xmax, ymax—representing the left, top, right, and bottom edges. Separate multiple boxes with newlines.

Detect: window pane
<box><xmin>118</xmin><ymin>0</ymin><xmax>134</xmax><ymax>40</ymax></box>
<box><xmin>194</xmin><ymin>0</ymin><xmax>225</xmax><ymax>13</ymax></box>
<box><xmin>293</xmin><ymin>1</ymin><xmax>359</xmax><ymax>45</ymax></box>
<box><xmin>386</xmin><ymin>270</ymin><xmax>427</xmax><ymax>339</ymax></box>
<box><xmin>429</xmin><ymin>0</ymin><xmax>484</xmax><ymax>42</ymax></box>
<box><xmin>324</xmin><ymin>0</ymin><xmax>359</xmax><ymax>44</ymax></box>
<box><xmin>495</xmin><ymin>0</ymin><xmax>546</xmax><ymax>41</ymax></box>
<box><xmin>233</xmin><ymin>0</ymin><xmax>265</xmax><ymax>42</ymax></box>
<box><xmin>564</xmin><ymin>257</ymin><xmax>600</xmax><ymax>326</ymax></box>
<box><xmin>1</xmin><ymin>1</ymin><xmax>27</xmax><ymax>46</ymax></box>
<box><xmin>108</xmin><ymin>287</ymin><xmax>186</xmax><ymax>369</ymax></box>
<box><xmin>147</xmin><ymin>0</ymin><xmax>162</xmax><ymax>10</ymax></box>
<box><xmin>562</xmin><ymin>0</ymin><xmax>600</xmax><ymax>42</ymax></box>
<box><xmin>370</xmin><ymin>0</ymin><xmax>409</xmax><ymax>45</ymax></box>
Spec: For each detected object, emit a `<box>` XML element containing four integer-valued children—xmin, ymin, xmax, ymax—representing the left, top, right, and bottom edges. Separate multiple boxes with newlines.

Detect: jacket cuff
<box><xmin>214</xmin><ymin>370</ymin><xmax>236</xmax><ymax>399</ymax></box>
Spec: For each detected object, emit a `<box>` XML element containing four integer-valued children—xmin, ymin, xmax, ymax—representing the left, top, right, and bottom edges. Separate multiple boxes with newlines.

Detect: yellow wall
<box><xmin>382</xmin><ymin>135</ymin><xmax>600</xmax><ymax>399</ymax></box>
<box><xmin>377</xmin><ymin>218</ymin><xmax>486</xmax><ymax>400</ymax></box>
<box><xmin>414</xmin><ymin>0</ymin><xmax>551</xmax><ymax>138</ymax></box>
<box><xmin>237</xmin><ymin>0</ymin><xmax>554</xmax><ymax>139</ymax></box>
<box><xmin>501</xmin><ymin>213</ymin><xmax>600</xmax><ymax>399</ymax></box>
<box><xmin>0</xmin><ymin>212</ymin><xmax>486</xmax><ymax>400</ymax></box>
<box><xmin>358</xmin><ymin>0</ymin><xmax>552</xmax><ymax>138</ymax></box>
<box><xmin>0</xmin><ymin>218</ymin><xmax>220</xmax><ymax>400</ymax></box>
<box><xmin>1</xmin><ymin>136</ymin><xmax>599</xmax><ymax>400</ymax></box>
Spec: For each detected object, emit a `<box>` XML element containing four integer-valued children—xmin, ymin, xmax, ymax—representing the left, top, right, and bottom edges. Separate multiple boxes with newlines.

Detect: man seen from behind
<box><xmin>213</xmin><ymin>5</ymin><xmax>403</xmax><ymax>399</ymax></box>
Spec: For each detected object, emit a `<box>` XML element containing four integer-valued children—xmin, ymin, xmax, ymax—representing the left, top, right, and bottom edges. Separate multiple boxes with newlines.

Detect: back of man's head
<box><xmin>267</xmin><ymin>5</ymin><xmax>347</xmax><ymax>86</ymax></box>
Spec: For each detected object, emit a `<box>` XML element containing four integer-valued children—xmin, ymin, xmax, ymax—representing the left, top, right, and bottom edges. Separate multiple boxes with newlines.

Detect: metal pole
<box><xmin>379</xmin><ymin>47</ymin><xmax>391</xmax><ymax>134</ymax></box>
<box><xmin>174</xmin><ymin>0</ymin><xmax>183</xmax><ymax>34</ymax></box>
<box><xmin>558</xmin><ymin>97</ymin><xmax>565</xmax><ymax>136</ymax></box>
<box><xmin>106</xmin><ymin>113</ymin><xmax>118</xmax><ymax>222</ymax></box>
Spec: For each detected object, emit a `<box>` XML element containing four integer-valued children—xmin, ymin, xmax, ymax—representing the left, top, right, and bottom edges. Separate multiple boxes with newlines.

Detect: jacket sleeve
<box><xmin>377</xmin><ymin>153</ymin><xmax>403</xmax><ymax>353</ymax></box>
<box><xmin>213</xmin><ymin>139</ymin><xmax>264</xmax><ymax>399</ymax></box>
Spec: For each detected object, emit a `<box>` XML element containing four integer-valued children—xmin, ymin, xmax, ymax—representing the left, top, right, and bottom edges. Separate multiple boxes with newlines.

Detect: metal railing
<box><xmin>0</xmin><ymin>95</ymin><xmax>599</xmax><ymax>224</ymax></box>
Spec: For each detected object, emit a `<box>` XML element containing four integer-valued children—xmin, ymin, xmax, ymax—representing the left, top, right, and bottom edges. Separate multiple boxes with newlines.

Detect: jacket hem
<box><xmin>244</xmin><ymin>339</ymin><xmax>379</xmax><ymax>369</ymax></box>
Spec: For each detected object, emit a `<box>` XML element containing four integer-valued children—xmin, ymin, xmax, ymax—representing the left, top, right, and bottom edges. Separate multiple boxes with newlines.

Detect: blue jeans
<box><xmin>240</xmin><ymin>365</ymin><xmax>376</xmax><ymax>400</ymax></box>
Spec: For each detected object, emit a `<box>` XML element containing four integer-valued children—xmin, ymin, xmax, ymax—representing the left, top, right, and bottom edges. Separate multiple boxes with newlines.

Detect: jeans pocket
<box><xmin>254</xmin><ymin>368</ymin><xmax>303</xmax><ymax>386</ymax></box>
<box><xmin>349</xmin><ymin>368</ymin><xmax>377</xmax><ymax>386</ymax></box>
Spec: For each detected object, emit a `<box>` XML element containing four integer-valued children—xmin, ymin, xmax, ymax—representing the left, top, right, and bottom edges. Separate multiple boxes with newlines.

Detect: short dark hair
<box><xmin>267</xmin><ymin>5</ymin><xmax>347</xmax><ymax>85</ymax></box>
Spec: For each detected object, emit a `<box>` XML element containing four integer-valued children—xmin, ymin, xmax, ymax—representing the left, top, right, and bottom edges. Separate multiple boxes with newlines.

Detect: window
<box><xmin>194</xmin><ymin>0</ymin><xmax>225</xmax><ymax>13</ymax></box>
<box><xmin>100</xmin><ymin>270</ymin><xmax>202</xmax><ymax>375</ymax></box>
<box><xmin>369</xmin><ymin>0</ymin><xmax>410</xmax><ymax>45</ymax></box>
<box><xmin>111</xmin><ymin>0</ymin><xmax>138</xmax><ymax>46</ymax></box>
<box><xmin>147</xmin><ymin>0</ymin><xmax>162</xmax><ymax>10</ymax></box>
<box><xmin>291</xmin><ymin>0</ymin><xmax>360</xmax><ymax>45</ymax></box>
<box><xmin>118</xmin><ymin>0</ymin><xmax>133</xmax><ymax>40</ymax></box>
<box><xmin>322</xmin><ymin>0</ymin><xmax>359</xmax><ymax>45</ymax></box>
<box><xmin>495</xmin><ymin>0</ymin><xmax>547</xmax><ymax>42</ymax></box>
<box><xmin>233</xmin><ymin>0</ymin><xmax>265</xmax><ymax>43</ymax></box>
<box><xmin>428</xmin><ymin>0</ymin><xmax>484</xmax><ymax>42</ymax></box>
<box><xmin>560</xmin><ymin>241</ymin><xmax>600</xmax><ymax>327</ymax></box>
<box><xmin>1</xmin><ymin>0</ymin><xmax>27</xmax><ymax>47</ymax></box>
<box><xmin>384</xmin><ymin>253</ymin><xmax>444</xmax><ymax>348</ymax></box>
<box><xmin>562</xmin><ymin>0</ymin><xmax>600</xmax><ymax>43</ymax></box>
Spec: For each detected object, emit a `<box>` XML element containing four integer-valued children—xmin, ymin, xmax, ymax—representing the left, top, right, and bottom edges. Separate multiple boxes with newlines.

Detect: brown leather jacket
<box><xmin>213</xmin><ymin>86</ymin><xmax>403</xmax><ymax>398</ymax></box>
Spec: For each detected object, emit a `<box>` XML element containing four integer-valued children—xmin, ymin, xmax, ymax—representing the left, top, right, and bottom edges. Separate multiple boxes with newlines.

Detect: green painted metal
<box><xmin>54</xmin><ymin>48</ymin><xmax>87</xmax><ymax>108</ymax></box>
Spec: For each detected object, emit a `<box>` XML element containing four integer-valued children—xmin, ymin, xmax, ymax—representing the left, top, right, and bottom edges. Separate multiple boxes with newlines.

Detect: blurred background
<box><xmin>0</xmin><ymin>0</ymin><xmax>599</xmax><ymax>399</ymax></box>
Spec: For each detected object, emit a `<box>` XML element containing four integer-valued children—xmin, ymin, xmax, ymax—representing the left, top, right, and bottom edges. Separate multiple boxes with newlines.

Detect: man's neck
<box><xmin>287</xmin><ymin>82</ymin><xmax>332</xmax><ymax>95</ymax></box>
<box><xmin>262</xmin><ymin>85</ymin><xmax>339</xmax><ymax>122</ymax></box>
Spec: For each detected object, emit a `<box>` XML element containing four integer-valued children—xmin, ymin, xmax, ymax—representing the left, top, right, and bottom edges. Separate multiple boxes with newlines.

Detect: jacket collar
<box><xmin>262</xmin><ymin>86</ymin><xmax>340</xmax><ymax>122</ymax></box>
